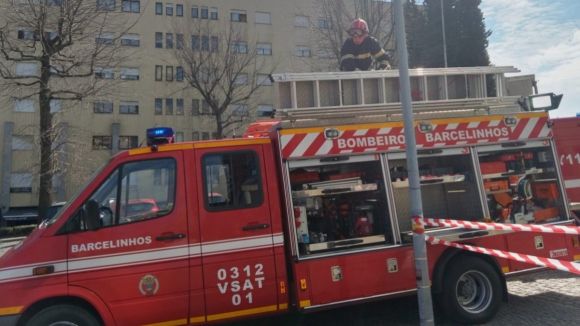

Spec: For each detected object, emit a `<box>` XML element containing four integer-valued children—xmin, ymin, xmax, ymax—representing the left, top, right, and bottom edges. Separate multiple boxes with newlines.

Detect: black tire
<box><xmin>27</xmin><ymin>304</ymin><xmax>100</xmax><ymax>326</ymax></box>
<box><xmin>437</xmin><ymin>255</ymin><xmax>502</xmax><ymax>325</ymax></box>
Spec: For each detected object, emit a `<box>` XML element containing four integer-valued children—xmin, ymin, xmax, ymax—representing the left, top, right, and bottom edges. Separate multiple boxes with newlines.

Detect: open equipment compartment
<box><xmin>386</xmin><ymin>147</ymin><xmax>484</xmax><ymax>240</ymax></box>
<box><xmin>287</xmin><ymin>154</ymin><xmax>394</xmax><ymax>255</ymax></box>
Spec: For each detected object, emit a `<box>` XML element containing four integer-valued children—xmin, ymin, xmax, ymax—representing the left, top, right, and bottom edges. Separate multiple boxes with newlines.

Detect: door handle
<box><xmin>242</xmin><ymin>223</ymin><xmax>270</xmax><ymax>231</ymax></box>
<box><xmin>156</xmin><ymin>233</ymin><xmax>186</xmax><ymax>241</ymax></box>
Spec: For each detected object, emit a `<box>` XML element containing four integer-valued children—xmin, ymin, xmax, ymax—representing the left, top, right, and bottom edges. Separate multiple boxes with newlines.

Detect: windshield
<box><xmin>46</xmin><ymin>158</ymin><xmax>112</xmax><ymax>226</ymax></box>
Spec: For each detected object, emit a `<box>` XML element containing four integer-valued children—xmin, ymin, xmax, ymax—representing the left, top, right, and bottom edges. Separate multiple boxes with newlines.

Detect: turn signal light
<box><xmin>300</xmin><ymin>279</ymin><xmax>307</xmax><ymax>291</ymax></box>
<box><xmin>33</xmin><ymin>266</ymin><xmax>54</xmax><ymax>276</ymax></box>
<box><xmin>573</xmin><ymin>236</ymin><xmax>579</xmax><ymax>248</ymax></box>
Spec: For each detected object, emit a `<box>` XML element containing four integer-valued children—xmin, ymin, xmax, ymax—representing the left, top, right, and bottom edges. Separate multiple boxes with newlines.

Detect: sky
<box><xmin>480</xmin><ymin>0</ymin><xmax>580</xmax><ymax>117</ymax></box>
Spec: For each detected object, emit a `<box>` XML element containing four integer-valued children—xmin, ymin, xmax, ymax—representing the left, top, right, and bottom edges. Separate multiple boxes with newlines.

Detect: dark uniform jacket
<box><xmin>340</xmin><ymin>36</ymin><xmax>390</xmax><ymax>71</ymax></box>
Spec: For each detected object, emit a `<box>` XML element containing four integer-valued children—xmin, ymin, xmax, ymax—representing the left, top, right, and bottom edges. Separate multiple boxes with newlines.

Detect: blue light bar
<box><xmin>146</xmin><ymin>127</ymin><xmax>175</xmax><ymax>146</ymax></box>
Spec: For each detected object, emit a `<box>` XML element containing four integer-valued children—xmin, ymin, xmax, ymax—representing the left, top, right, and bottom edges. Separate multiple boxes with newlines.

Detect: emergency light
<box><xmin>146</xmin><ymin>127</ymin><xmax>175</xmax><ymax>146</ymax></box>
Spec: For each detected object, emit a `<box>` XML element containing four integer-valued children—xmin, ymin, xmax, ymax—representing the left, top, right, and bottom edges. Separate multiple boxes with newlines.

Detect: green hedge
<box><xmin>0</xmin><ymin>224</ymin><xmax>36</xmax><ymax>238</ymax></box>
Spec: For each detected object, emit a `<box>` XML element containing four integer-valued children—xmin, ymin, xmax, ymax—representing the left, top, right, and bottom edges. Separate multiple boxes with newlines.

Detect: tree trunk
<box><xmin>37</xmin><ymin>56</ymin><xmax>53</xmax><ymax>224</ymax></box>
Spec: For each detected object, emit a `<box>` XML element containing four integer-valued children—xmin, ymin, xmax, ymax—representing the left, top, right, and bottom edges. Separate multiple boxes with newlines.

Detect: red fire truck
<box><xmin>1</xmin><ymin>67</ymin><xmax>579</xmax><ymax>326</ymax></box>
<box><xmin>552</xmin><ymin>116</ymin><xmax>580</xmax><ymax>212</ymax></box>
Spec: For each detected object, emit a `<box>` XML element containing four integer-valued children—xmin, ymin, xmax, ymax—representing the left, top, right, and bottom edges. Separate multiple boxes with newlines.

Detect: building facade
<box><xmin>1</xmin><ymin>0</ymin><xmax>387</xmax><ymax>219</ymax></box>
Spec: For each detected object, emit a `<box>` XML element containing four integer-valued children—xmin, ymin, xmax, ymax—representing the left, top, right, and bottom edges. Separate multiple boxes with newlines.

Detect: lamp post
<box><xmin>441</xmin><ymin>0</ymin><xmax>448</xmax><ymax>68</ymax></box>
<box><xmin>394</xmin><ymin>1</ymin><xmax>435</xmax><ymax>325</ymax></box>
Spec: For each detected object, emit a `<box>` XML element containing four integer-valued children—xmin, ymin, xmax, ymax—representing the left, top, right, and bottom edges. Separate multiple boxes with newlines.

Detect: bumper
<box><xmin>0</xmin><ymin>314</ymin><xmax>19</xmax><ymax>326</ymax></box>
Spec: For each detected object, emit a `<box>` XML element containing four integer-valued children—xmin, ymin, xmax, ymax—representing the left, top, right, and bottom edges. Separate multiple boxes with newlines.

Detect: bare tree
<box><xmin>171</xmin><ymin>19</ymin><xmax>277</xmax><ymax>139</ymax></box>
<box><xmin>0</xmin><ymin>0</ymin><xmax>141</xmax><ymax>222</ymax></box>
<box><xmin>296</xmin><ymin>0</ymin><xmax>397</xmax><ymax>71</ymax></box>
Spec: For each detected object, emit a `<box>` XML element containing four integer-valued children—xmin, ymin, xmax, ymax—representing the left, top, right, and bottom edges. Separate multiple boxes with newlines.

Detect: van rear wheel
<box><xmin>437</xmin><ymin>256</ymin><xmax>502</xmax><ymax>325</ymax></box>
<box><xmin>27</xmin><ymin>304</ymin><xmax>100</xmax><ymax>326</ymax></box>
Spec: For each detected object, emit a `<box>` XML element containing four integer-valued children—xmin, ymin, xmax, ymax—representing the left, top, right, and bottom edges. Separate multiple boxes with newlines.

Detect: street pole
<box><xmin>393</xmin><ymin>1</ymin><xmax>435</xmax><ymax>325</ymax></box>
<box><xmin>441</xmin><ymin>0</ymin><xmax>448</xmax><ymax>68</ymax></box>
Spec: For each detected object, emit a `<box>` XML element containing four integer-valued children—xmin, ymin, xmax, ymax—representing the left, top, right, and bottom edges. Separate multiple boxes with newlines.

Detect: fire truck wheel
<box><xmin>27</xmin><ymin>304</ymin><xmax>100</xmax><ymax>326</ymax></box>
<box><xmin>438</xmin><ymin>256</ymin><xmax>502</xmax><ymax>325</ymax></box>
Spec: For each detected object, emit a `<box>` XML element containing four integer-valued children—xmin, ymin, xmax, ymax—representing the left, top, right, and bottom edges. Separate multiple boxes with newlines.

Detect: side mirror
<box><xmin>85</xmin><ymin>200</ymin><xmax>101</xmax><ymax>231</ymax></box>
<box><xmin>519</xmin><ymin>93</ymin><xmax>563</xmax><ymax>112</ymax></box>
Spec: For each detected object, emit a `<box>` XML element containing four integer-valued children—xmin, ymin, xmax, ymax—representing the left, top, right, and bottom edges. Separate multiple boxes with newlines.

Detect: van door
<box><xmin>67</xmin><ymin>153</ymin><xmax>189</xmax><ymax>325</ymax></box>
<box><xmin>196</xmin><ymin>145</ymin><xmax>279</xmax><ymax>322</ymax></box>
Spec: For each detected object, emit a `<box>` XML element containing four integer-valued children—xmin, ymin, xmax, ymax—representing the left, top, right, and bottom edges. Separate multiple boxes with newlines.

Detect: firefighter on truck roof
<box><xmin>340</xmin><ymin>18</ymin><xmax>391</xmax><ymax>71</ymax></box>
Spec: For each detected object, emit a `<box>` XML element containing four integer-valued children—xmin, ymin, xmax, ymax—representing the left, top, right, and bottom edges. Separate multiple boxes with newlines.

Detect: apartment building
<box><xmin>0</xmin><ymin>0</ymin><xmax>391</xmax><ymax>220</ymax></box>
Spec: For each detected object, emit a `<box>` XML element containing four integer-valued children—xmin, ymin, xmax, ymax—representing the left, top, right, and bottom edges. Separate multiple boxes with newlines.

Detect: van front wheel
<box><xmin>438</xmin><ymin>256</ymin><xmax>502</xmax><ymax>325</ymax></box>
<box><xmin>27</xmin><ymin>304</ymin><xmax>100</xmax><ymax>326</ymax></box>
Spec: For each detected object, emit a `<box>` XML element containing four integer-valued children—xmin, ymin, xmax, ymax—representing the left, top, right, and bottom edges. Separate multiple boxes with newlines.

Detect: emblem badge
<box><xmin>139</xmin><ymin>274</ymin><xmax>159</xmax><ymax>296</ymax></box>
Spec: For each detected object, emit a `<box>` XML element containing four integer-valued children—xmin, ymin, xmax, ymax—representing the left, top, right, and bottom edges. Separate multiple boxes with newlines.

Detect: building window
<box><xmin>93</xmin><ymin>136</ymin><xmax>112</xmax><ymax>150</ymax></box>
<box><xmin>201</xmin><ymin>6</ymin><xmax>208</xmax><ymax>19</ymax></box>
<box><xmin>97</xmin><ymin>0</ymin><xmax>115</xmax><ymax>11</ymax></box>
<box><xmin>166</xmin><ymin>66</ymin><xmax>173</xmax><ymax>81</ymax></box>
<box><xmin>318</xmin><ymin>18</ymin><xmax>332</xmax><ymax>29</ymax></box>
<box><xmin>192</xmin><ymin>35</ymin><xmax>199</xmax><ymax>50</ymax></box>
<box><xmin>121</xmin><ymin>0</ymin><xmax>139</xmax><ymax>12</ymax></box>
<box><xmin>211</xmin><ymin>36</ymin><xmax>218</xmax><ymax>52</ymax></box>
<box><xmin>16</xmin><ymin>62</ymin><xmax>37</xmax><ymax>76</ymax></box>
<box><xmin>176</xmin><ymin>34</ymin><xmax>184</xmax><ymax>49</ymax></box>
<box><xmin>202</xmin><ymin>35</ymin><xmax>209</xmax><ymax>51</ymax></box>
<box><xmin>255</xmin><ymin>12</ymin><xmax>271</xmax><ymax>24</ymax></box>
<box><xmin>200</xmin><ymin>69</ymin><xmax>209</xmax><ymax>84</ymax></box>
<box><xmin>14</xmin><ymin>99</ymin><xmax>35</xmax><ymax>112</ymax></box>
<box><xmin>10</xmin><ymin>173</ymin><xmax>33</xmax><ymax>193</ymax></box>
<box><xmin>176</xmin><ymin>4</ymin><xmax>183</xmax><ymax>16</ymax></box>
<box><xmin>96</xmin><ymin>33</ymin><xmax>114</xmax><ymax>45</ymax></box>
<box><xmin>121</xmin><ymin>34</ymin><xmax>140</xmax><ymax>46</ymax></box>
<box><xmin>166</xmin><ymin>98</ymin><xmax>173</xmax><ymax>115</ymax></box>
<box><xmin>155</xmin><ymin>65</ymin><xmax>163</xmax><ymax>81</ymax></box>
<box><xmin>191</xmin><ymin>6</ymin><xmax>198</xmax><ymax>18</ymax></box>
<box><xmin>119</xmin><ymin>101</ymin><xmax>139</xmax><ymax>114</ymax></box>
<box><xmin>155</xmin><ymin>2</ymin><xmax>162</xmax><ymax>14</ymax></box>
<box><xmin>176</xmin><ymin>98</ymin><xmax>184</xmax><ymax>115</ymax></box>
<box><xmin>257</xmin><ymin>74</ymin><xmax>272</xmax><ymax>86</ymax></box>
<box><xmin>94</xmin><ymin>101</ymin><xmax>114</xmax><ymax>113</ymax></box>
<box><xmin>231</xmin><ymin>10</ymin><xmax>247</xmax><ymax>22</ymax></box>
<box><xmin>175</xmin><ymin>132</ymin><xmax>184</xmax><ymax>142</ymax></box>
<box><xmin>257</xmin><ymin>104</ymin><xmax>274</xmax><ymax>118</ymax></box>
<box><xmin>319</xmin><ymin>48</ymin><xmax>333</xmax><ymax>58</ymax></box>
<box><xmin>166</xmin><ymin>33</ymin><xmax>173</xmax><ymax>49</ymax></box>
<box><xmin>201</xmin><ymin>100</ymin><xmax>210</xmax><ymax>114</ymax></box>
<box><xmin>120</xmin><ymin>67</ymin><xmax>139</xmax><ymax>80</ymax></box>
<box><xmin>202</xmin><ymin>132</ymin><xmax>209</xmax><ymax>140</ymax></box>
<box><xmin>155</xmin><ymin>32</ymin><xmax>163</xmax><ymax>48</ymax></box>
<box><xmin>210</xmin><ymin>7</ymin><xmax>218</xmax><ymax>20</ymax></box>
<box><xmin>12</xmin><ymin>135</ymin><xmax>35</xmax><ymax>151</ymax></box>
<box><xmin>18</xmin><ymin>28</ymin><xmax>37</xmax><ymax>40</ymax></box>
<box><xmin>212</xmin><ymin>132</ymin><xmax>218</xmax><ymax>140</ymax></box>
<box><xmin>166</xmin><ymin>3</ymin><xmax>173</xmax><ymax>16</ymax></box>
<box><xmin>176</xmin><ymin>67</ymin><xmax>184</xmax><ymax>81</ymax></box>
<box><xmin>234</xmin><ymin>74</ymin><xmax>248</xmax><ymax>85</ymax></box>
<box><xmin>232</xmin><ymin>104</ymin><xmax>248</xmax><ymax>116</ymax></box>
<box><xmin>119</xmin><ymin>136</ymin><xmax>138</xmax><ymax>149</ymax></box>
<box><xmin>192</xmin><ymin>99</ymin><xmax>200</xmax><ymax>115</ymax></box>
<box><xmin>257</xmin><ymin>43</ymin><xmax>272</xmax><ymax>55</ymax></box>
<box><xmin>192</xmin><ymin>131</ymin><xmax>199</xmax><ymax>141</ymax></box>
<box><xmin>296</xmin><ymin>45</ymin><xmax>311</xmax><ymax>57</ymax></box>
<box><xmin>155</xmin><ymin>98</ymin><xmax>162</xmax><ymax>115</ymax></box>
<box><xmin>50</xmin><ymin>100</ymin><xmax>62</xmax><ymax>113</ymax></box>
<box><xmin>95</xmin><ymin>67</ymin><xmax>114</xmax><ymax>79</ymax></box>
<box><xmin>294</xmin><ymin>15</ymin><xmax>309</xmax><ymax>28</ymax></box>
<box><xmin>230</xmin><ymin>41</ymin><xmax>247</xmax><ymax>54</ymax></box>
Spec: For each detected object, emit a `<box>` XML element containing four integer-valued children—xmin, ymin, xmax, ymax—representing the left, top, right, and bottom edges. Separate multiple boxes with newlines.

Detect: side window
<box><xmin>77</xmin><ymin>158</ymin><xmax>176</xmax><ymax>229</ymax></box>
<box><xmin>203</xmin><ymin>151</ymin><xmax>262</xmax><ymax>210</ymax></box>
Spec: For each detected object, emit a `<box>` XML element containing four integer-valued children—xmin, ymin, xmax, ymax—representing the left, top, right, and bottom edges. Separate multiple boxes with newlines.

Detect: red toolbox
<box><xmin>500</xmin><ymin>152</ymin><xmax>533</xmax><ymax>161</ymax></box>
<box><xmin>532</xmin><ymin>182</ymin><xmax>559</xmax><ymax>199</ymax></box>
<box><xmin>290</xmin><ymin>170</ymin><xmax>320</xmax><ymax>183</ymax></box>
<box><xmin>484</xmin><ymin>180</ymin><xmax>509</xmax><ymax>192</ymax></box>
<box><xmin>480</xmin><ymin>161</ymin><xmax>507</xmax><ymax>175</ymax></box>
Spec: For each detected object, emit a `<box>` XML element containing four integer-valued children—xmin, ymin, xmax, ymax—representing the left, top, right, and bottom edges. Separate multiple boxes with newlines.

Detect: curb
<box><xmin>0</xmin><ymin>236</ymin><xmax>26</xmax><ymax>243</ymax></box>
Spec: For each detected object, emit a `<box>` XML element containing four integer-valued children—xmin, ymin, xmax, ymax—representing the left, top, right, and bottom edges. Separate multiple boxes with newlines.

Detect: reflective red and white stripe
<box><xmin>426</xmin><ymin>235</ymin><xmax>580</xmax><ymax>275</ymax></box>
<box><xmin>415</xmin><ymin>217</ymin><xmax>580</xmax><ymax>236</ymax></box>
<box><xmin>281</xmin><ymin>115</ymin><xmax>550</xmax><ymax>159</ymax></box>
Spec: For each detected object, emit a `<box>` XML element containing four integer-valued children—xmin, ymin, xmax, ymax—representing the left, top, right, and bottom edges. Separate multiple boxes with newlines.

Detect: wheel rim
<box><xmin>48</xmin><ymin>322</ymin><xmax>78</xmax><ymax>326</ymax></box>
<box><xmin>455</xmin><ymin>270</ymin><xmax>493</xmax><ymax>314</ymax></box>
